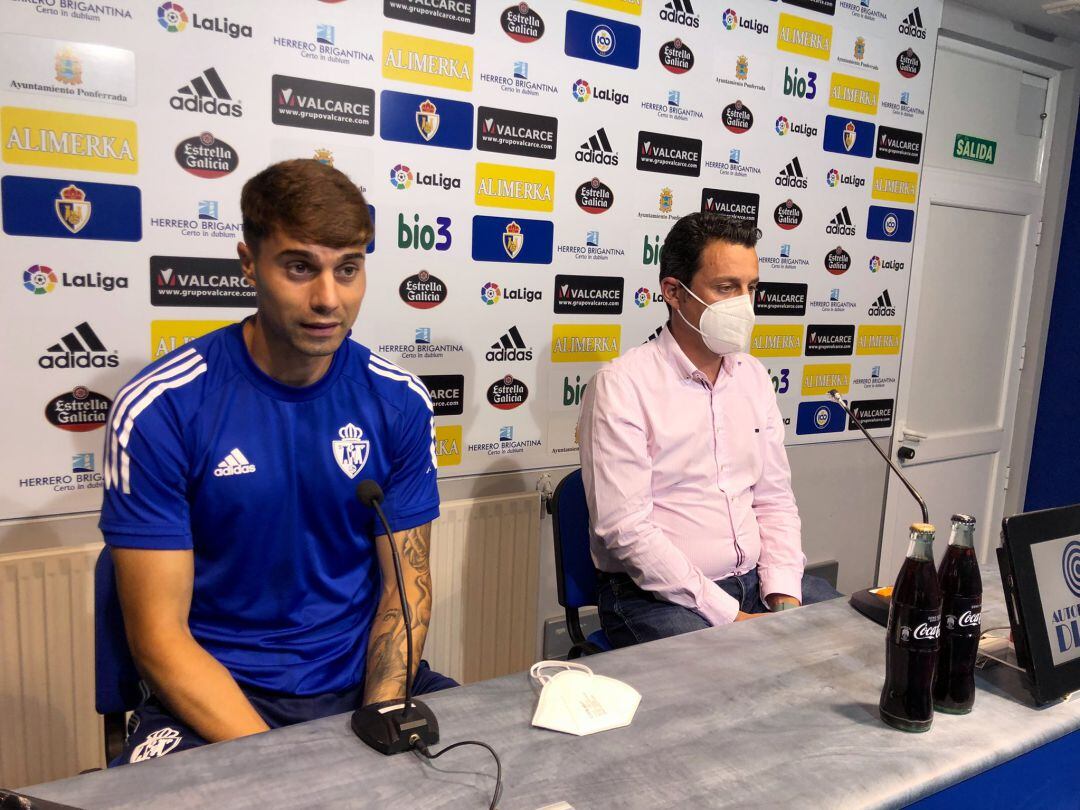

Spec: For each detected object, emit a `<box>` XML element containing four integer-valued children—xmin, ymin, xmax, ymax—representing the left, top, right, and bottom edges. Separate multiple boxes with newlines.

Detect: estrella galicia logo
<box><xmin>754</xmin><ymin>282</ymin><xmax>807</xmax><ymax>316</ymax></box>
<box><xmin>848</xmin><ymin>399</ymin><xmax>894</xmax><ymax>430</ymax></box>
<box><xmin>774</xmin><ymin>199</ymin><xmax>803</xmax><ymax>230</ymax></box>
<box><xmin>383</xmin><ymin>0</ymin><xmax>475</xmax><ymax>34</ymax></box>
<box><xmin>867</xmin><ymin>205</ymin><xmax>915</xmax><ymax>242</ymax></box>
<box><xmin>476</xmin><ymin>106</ymin><xmax>558</xmax><ymax>160</ymax></box>
<box><xmin>272</xmin><ymin>75</ymin><xmax>374</xmax><ymax>136</ymax></box>
<box><xmin>636</xmin><ymin>131</ymin><xmax>701</xmax><ymax>177</ymax></box>
<box><xmin>471</xmin><ymin>215</ymin><xmax>553</xmax><ymax>264</ymax></box>
<box><xmin>1063</xmin><ymin>540</ymin><xmax>1080</xmax><ymax>599</ymax></box>
<box><xmin>45</xmin><ymin>386</ymin><xmax>113</xmax><ymax>432</ymax></box>
<box><xmin>823</xmin><ymin>115</ymin><xmax>875</xmax><ymax>158</ymax></box>
<box><xmin>399</xmin><ymin>270</ymin><xmax>448</xmax><ymax>309</ymax></box>
<box><xmin>805</xmin><ymin>324</ymin><xmax>855</xmax><ymax>356</ymax></box>
<box><xmin>701</xmin><ymin>188</ymin><xmax>759</xmax><ymax>227</ymax></box>
<box><xmin>419</xmin><ymin>374</ymin><xmax>465</xmax><ymax>416</ymax></box>
<box><xmin>379</xmin><ymin>89</ymin><xmax>473</xmax><ymax>150</ymax></box>
<box><xmin>796</xmin><ymin>400</ymin><xmax>846</xmax><ymax>435</ymax></box>
<box><xmin>487</xmin><ymin>374</ymin><xmax>529</xmax><ymax>410</ymax></box>
<box><xmin>501</xmin><ymin>3</ymin><xmax>544</xmax><ymax>42</ymax></box>
<box><xmin>896</xmin><ymin>48</ymin><xmax>922</xmax><ymax>78</ymax></box>
<box><xmin>175</xmin><ymin>132</ymin><xmax>238</xmax><ymax>178</ymax></box>
<box><xmin>825</xmin><ymin>246</ymin><xmax>852</xmax><ymax>274</ymax></box>
<box><xmin>564</xmin><ymin>10</ymin><xmax>641</xmax><ymax>70</ymax></box>
<box><xmin>722</xmin><ymin>100</ymin><xmax>754</xmax><ymax>133</ymax></box>
<box><xmin>576</xmin><ymin>177</ymin><xmax>615</xmax><ymax>214</ymax></box>
<box><xmin>554</xmin><ymin>274</ymin><xmax>623</xmax><ymax>315</ymax></box>
<box><xmin>659</xmin><ymin>38</ymin><xmax>694</xmax><ymax>74</ymax></box>
<box><xmin>2</xmin><ymin>176</ymin><xmax>142</xmax><ymax>242</ymax></box>
<box><xmin>876</xmin><ymin>125</ymin><xmax>923</xmax><ymax>164</ymax></box>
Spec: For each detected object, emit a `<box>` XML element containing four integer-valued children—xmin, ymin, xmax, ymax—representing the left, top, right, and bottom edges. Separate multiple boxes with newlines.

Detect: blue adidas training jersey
<box><xmin>99</xmin><ymin>322</ymin><xmax>439</xmax><ymax>696</ymax></box>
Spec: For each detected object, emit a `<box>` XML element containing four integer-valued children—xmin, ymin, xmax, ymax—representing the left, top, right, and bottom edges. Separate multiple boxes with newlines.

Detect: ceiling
<box><xmin>955</xmin><ymin>0</ymin><xmax>1080</xmax><ymax>45</ymax></box>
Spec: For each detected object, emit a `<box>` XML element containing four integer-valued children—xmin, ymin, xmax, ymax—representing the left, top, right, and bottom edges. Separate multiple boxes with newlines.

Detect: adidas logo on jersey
<box><xmin>775</xmin><ymin>157</ymin><xmax>807</xmax><ymax>189</ymax></box>
<box><xmin>574</xmin><ymin>127</ymin><xmax>619</xmax><ymax>165</ymax></box>
<box><xmin>868</xmin><ymin>289</ymin><xmax>896</xmax><ymax>317</ymax></box>
<box><xmin>214</xmin><ymin>448</ymin><xmax>256</xmax><ymax>477</ymax></box>
<box><xmin>826</xmin><ymin>206</ymin><xmax>857</xmax><ymax>236</ymax></box>
<box><xmin>485</xmin><ymin>325</ymin><xmax>533</xmax><ymax>362</ymax></box>
<box><xmin>170</xmin><ymin>67</ymin><xmax>243</xmax><ymax>117</ymax></box>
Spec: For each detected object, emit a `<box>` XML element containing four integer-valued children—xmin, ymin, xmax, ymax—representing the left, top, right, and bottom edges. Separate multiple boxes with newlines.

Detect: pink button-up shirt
<box><xmin>578</xmin><ymin>324</ymin><xmax>804</xmax><ymax>626</ymax></box>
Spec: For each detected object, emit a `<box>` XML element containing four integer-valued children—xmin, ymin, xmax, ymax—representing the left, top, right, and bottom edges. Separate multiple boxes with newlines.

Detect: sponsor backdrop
<box><xmin>1</xmin><ymin>0</ymin><xmax>942</xmax><ymax>520</ymax></box>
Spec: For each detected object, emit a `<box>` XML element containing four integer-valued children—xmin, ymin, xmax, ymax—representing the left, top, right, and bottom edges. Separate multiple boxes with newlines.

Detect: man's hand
<box><xmin>765</xmin><ymin>593</ymin><xmax>801</xmax><ymax>611</ymax></box>
<box><xmin>734</xmin><ymin>610</ymin><xmax>766</xmax><ymax>621</ymax></box>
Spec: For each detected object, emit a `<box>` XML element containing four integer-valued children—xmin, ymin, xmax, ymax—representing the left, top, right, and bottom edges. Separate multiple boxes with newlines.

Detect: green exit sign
<box><xmin>953</xmin><ymin>134</ymin><xmax>997</xmax><ymax>165</ymax></box>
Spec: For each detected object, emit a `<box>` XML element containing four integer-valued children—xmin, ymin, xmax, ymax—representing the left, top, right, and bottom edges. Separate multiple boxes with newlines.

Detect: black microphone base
<box><xmin>849</xmin><ymin>587</ymin><xmax>891</xmax><ymax>626</ymax></box>
<box><xmin>351</xmin><ymin>698</ymin><xmax>439</xmax><ymax>755</ymax></box>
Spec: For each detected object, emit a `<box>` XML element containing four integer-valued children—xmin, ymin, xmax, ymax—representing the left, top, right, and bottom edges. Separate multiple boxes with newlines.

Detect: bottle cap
<box><xmin>951</xmin><ymin>513</ymin><xmax>976</xmax><ymax>525</ymax></box>
<box><xmin>910</xmin><ymin>522</ymin><xmax>935</xmax><ymax>534</ymax></box>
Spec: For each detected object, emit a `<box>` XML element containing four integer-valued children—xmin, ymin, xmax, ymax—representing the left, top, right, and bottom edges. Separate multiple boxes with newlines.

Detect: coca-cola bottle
<box><xmin>880</xmin><ymin>523</ymin><xmax>942</xmax><ymax>732</ymax></box>
<box><xmin>933</xmin><ymin>514</ymin><xmax>982</xmax><ymax>714</ymax></box>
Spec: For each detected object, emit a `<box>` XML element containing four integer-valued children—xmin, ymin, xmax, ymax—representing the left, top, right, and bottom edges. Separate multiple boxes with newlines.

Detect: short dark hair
<box><xmin>658</xmin><ymin>212</ymin><xmax>758</xmax><ymax>293</ymax></box>
<box><xmin>241</xmin><ymin>159</ymin><xmax>373</xmax><ymax>255</ymax></box>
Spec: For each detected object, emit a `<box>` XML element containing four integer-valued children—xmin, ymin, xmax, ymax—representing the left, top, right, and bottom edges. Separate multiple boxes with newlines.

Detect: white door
<box><xmin>877</xmin><ymin>40</ymin><xmax>1056</xmax><ymax>583</ymax></box>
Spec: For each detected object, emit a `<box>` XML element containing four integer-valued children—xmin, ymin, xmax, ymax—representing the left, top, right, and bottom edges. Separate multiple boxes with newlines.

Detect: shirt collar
<box><xmin>656</xmin><ymin>323</ymin><xmax>736</xmax><ymax>385</ymax></box>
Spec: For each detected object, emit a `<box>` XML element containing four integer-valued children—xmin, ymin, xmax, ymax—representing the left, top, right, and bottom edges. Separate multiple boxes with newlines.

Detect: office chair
<box><xmin>549</xmin><ymin>469</ymin><xmax>612</xmax><ymax>658</ymax></box>
<box><xmin>94</xmin><ymin>547</ymin><xmax>144</xmax><ymax>764</ymax></box>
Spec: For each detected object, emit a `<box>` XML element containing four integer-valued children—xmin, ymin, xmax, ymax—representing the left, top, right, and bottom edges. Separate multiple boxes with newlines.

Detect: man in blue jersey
<box><xmin>100</xmin><ymin>159</ymin><xmax>453</xmax><ymax>764</ymax></box>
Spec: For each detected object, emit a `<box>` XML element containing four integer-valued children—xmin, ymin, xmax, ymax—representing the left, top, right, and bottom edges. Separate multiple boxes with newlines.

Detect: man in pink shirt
<box><xmin>578</xmin><ymin>212</ymin><xmax>840</xmax><ymax>647</ymax></box>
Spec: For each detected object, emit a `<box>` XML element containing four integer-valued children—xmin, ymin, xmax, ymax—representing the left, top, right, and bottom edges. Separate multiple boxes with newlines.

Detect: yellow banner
<box><xmin>749</xmin><ymin>325</ymin><xmax>803</xmax><ymax>358</ymax></box>
<box><xmin>382</xmin><ymin>31</ymin><xmax>473</xmax><ymax>92</ymax></box>
<box><xmin>2</xmin><ymin>106</ymin><xmax>137</xmax><ymax>174</ymax></box>
<box><xmin>575</xmin><ymin>0</ymin><xmax>643</xmax><ymax>14</ymax></box>
<box><xmin>872</xmin><ymin>167</ymin><xmax>919</xmax><ymax>203</ymax></box>
<box><xmin>435</xmin><ymin>425</ymin><xmax>462</xmax><ymax>467</ymax></box>
<box><xmin>475</xmin><ymin>162</ymin><xmax>556</xmax><ymax>212</ymax></box>
<box><xmin>776</xmin><ymin>13</ymin><xmax>832</xmax><ymax>61</ymax></box>
<box><xmin>828</xmin><ymin>72</ymin><xmax>880</xmax><ymax>115</ymax></box>
<box><xmin>801</xmin><ymin>363</ymin><xmax>852</xmax><ymax>396</ymax></box>
<box><xmin>551</xmin><ymin>324</ymin><xmax>620</xmax><ymax>363</ymax></box>
<box><xmin>150</xmin><ymin>320</ymin><xmax>233</xmax><ymax>359</ymax></box>
<box><xmin>856</xmin><ymin>325</ymin><xmax>903</xmax><ymax>356</ymax></box>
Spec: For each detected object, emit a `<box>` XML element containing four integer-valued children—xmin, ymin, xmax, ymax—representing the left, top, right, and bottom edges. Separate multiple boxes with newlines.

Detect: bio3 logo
<box><xmin>782</xmin><ymin>66</ymin><xmax>816</xmax><ymax>100</ymax></box>
<box><xmin>769</xmin><ymin>367</ymin><xmax>790</xmax><ymax>394</ymax></box>
<box><xmin>397</xmin><ymin>213</ymin><xmax>452</xmax><ymax>251</ymax></box>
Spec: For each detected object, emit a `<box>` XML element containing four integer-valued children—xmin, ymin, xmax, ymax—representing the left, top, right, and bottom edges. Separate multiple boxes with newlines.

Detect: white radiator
<box><xmin>0</xmin><ymin>492</ymin><xmax>542</xmax><ymax>786</ymax></box>
<box><xmin>0</xmin><ymin>542</ymin><xmax>104</xmax><ymax>789</ymax></box>
<box><xmin>427</xmin><ymin>492</ymin><xmax>542</xmax><ymax>684</ymax></box>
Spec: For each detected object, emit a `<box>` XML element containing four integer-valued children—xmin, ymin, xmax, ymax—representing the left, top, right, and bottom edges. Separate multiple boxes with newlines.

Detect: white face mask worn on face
<box><xmin>529</xmin><ymin>660</ymin><xmax>642</xmax><ymax>736</ymax></box>
<box><xmin>675</xmin><ymin>281</ymin><xmax>755</xmax><ymax>356</ymax></box>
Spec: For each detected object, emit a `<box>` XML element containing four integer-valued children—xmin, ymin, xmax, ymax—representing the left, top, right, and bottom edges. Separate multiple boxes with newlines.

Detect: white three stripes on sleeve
<box><xmin>367</xmin><ymin>354</ymin><xmax>438</xmax><ymax>470</ymax></box>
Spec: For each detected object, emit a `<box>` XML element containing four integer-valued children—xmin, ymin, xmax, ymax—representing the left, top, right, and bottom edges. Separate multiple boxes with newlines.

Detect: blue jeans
<box><xmin>598</xmin><ymin>568</ymin><xmax>843</xmax><ymax>649</ymax></box>
<box><xmin>112</xmin><ymin>660</ymin><xmax>457</xmax><ymax>766</ymax></box>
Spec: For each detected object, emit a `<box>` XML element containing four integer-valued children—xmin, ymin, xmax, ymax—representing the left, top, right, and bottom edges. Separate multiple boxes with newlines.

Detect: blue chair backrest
<box><xmin>551</xmin><ymin>469</ymin><xmax>598</xmax><ymax>610</ymax></box>
<box><xmin>94</xmin><ymin>547</ymin><xmax>143</xmax><ymax>715</ymax></box>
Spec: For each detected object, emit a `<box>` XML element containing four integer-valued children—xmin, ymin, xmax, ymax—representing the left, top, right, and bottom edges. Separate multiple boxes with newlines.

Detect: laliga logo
<box><xmin>775</xmin><ymin>116</ymin><xmax>789</xmax><ymax>136</ymax></box>
<box><xmin>827</xmin><ymin>169</ymin><xmax>840</xmax><ymax>187</ymax></box>
<box><xmin>722</xmin><ymin>9</ymin><xmax>737</xmax><ymax>30</ymax></box>
<box><xmin>634</xmin><ymin>287</ymin><xmax>650</xmax><ymax>308</ymax></box>
<box><xmin>1064</xmin><ymin>539</ymin><xmax>1080</xmax><ymax>598</ymax></box>
<box><xmin>572</xmin><ymin>79</ymin><xmax>591</xmax><ymax>102</ymax></box>
<box><xmin>481</xmin><ymin>282</ymin><xmax>501</xmax><ymax>305</ymax></box>
<box><xmin>591</xmin><ymin>24</ymin><xmax>615</xmax><ymax>57</ymax></box>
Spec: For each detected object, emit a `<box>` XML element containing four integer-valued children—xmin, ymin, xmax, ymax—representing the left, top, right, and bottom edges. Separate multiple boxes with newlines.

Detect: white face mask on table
<box><xmin>529</xmin><ymin>660</ymin><xmax>641</xmax><ymax>737</ymax></box>
<box><xmin>675</xmin><ymin>281</ymin><xmax>755</xmax><ymax>356</ymax></box>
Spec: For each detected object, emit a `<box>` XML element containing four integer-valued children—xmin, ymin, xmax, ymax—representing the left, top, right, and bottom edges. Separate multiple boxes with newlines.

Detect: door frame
<box><xmin>877</xmin><ymin>37</ymin><xmax>1060</xmax><ymax>582</ymax></box>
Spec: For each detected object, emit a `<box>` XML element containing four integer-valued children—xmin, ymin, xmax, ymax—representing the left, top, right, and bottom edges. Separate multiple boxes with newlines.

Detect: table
<box><xmin>22</xmin><ymin>565</ymin><xmax>1080</xmax><ymax>809</ymax></box>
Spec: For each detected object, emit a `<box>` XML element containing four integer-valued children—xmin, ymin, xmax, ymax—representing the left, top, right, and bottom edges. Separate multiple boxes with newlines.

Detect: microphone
<box><xmin>351</xmin><ymin>480</ymin><xmax>440</xmax><ymax>755</ymax></box>
<box><xmin>828</xmin><ymin>390</ymin><xmax>929</xmax><ymax>523</ymax></box>
<box><xmin>828</xmin><ymin>390</ymin><xmax>930</xmax><ymax>627</ymax></box>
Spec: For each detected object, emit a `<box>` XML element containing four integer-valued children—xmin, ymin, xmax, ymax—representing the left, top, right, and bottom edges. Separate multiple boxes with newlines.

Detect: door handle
<box><xmin>898</xmin><ymin>446</ymin><xmax>916</xmax><ymax>461</ymax></box>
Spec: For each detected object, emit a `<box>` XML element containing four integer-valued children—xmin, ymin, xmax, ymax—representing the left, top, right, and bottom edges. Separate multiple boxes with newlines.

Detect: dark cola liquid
<box><xmin>880</xmin><ymin>556</ymin><xmax>941</xmax><ymax>732</ymax></box>
<box><xmin>934</xmin><ymin>546</ymin><xmax>982</xmax><ymax>713</ymax></box>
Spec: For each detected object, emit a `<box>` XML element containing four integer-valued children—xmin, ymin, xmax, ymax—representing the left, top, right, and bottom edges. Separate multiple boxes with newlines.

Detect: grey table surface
<box><xmin>22</xmin><ymin>564</ymin><xmax>1080</xmax><ymax>810</ymax></box>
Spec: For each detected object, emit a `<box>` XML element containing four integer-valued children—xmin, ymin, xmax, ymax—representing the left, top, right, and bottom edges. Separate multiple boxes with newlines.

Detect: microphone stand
<box><xmin>351</xmin><ymin>488</ymin><xmax>439</xmax><ymax>755</ymax></box>
<box><xmin>827</xmin><ymin>390</ymin><xmax>930</xmax><ymax>625</ymax></box>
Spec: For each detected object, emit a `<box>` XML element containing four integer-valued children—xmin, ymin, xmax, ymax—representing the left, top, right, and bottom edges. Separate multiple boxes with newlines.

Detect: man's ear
<box><xmin>237</xmin><ymin>241</ymin><xmax>257</xmax><ymax>286</ymax></box>
<box><xmin>660</xmin><ymin>276</ymin><xmax>682</xmax><ymax>311</ymax></box>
